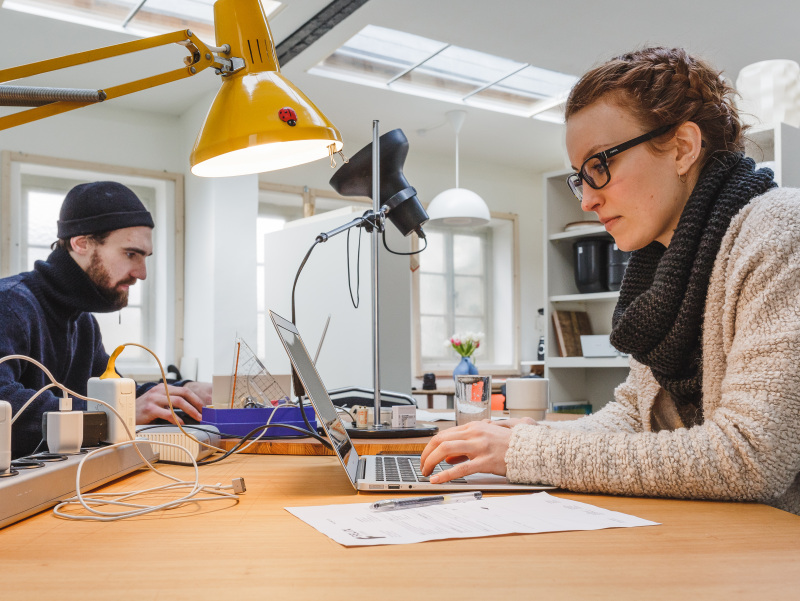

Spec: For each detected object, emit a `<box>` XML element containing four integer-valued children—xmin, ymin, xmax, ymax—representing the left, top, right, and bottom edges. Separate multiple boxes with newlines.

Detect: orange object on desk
<box><xmin>491</xmin><ymin>393</ymin><xmax>505</xmax><ymax>410</ymax></box>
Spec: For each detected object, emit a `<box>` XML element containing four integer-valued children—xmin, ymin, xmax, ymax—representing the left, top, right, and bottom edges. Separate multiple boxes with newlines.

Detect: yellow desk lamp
<box><xmin>0</xmin><ymin>0</ymin><xmax>343</xmax><ymax>176</ymax></box>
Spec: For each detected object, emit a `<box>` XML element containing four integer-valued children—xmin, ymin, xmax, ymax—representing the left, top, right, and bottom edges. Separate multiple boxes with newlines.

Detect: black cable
<box><xmin>346</xmin><ymin>225</ymin><xmax>362</xmax><ymax>309</ymax></box>
<box><xmin>290</xmin><ymin>239</ymin><xmax>321</xmax><ymax>399</ymax></box>
<box><xmin>381</xmin><ymin>230</ymin><xmax>428</xmax><ymax>256</ymax></box>
<box><xmin>296</xmin><ymin>395</ymin><xmax>328</xmax><ymax>446</ymax></box>
<box><xmin>197</xmin><ymin>422</ymin><xmax>332</xmax><ymax>465</ymax></box>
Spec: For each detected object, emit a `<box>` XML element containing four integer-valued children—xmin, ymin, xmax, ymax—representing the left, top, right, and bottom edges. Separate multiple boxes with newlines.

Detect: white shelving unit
<box><xmin>744</xmin><ymin>122</ymin><xmax>800</xmax><ymax>188</ymax></box>
<box><xmin>542</xmin><ymin>169</ymin><xmax>629</xmax><ymax>411</ymax></box>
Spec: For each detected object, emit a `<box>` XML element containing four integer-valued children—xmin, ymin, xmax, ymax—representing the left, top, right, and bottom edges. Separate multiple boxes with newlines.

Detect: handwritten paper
<box><xmin>286</xmin><ymin>492</ymin><xmax>659</xmax><ymax>547</ymax></box>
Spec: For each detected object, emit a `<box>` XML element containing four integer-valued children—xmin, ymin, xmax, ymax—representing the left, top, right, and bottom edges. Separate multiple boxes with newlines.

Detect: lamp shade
<box><xmin>426</xmin><ymin>187</ymin><xmax>491</xmax><ymax>226</ymax></box>
<box><xmin>190</xmin><ymin>0</ymin><xmax>342</xmax><ymax>177</ymax></box>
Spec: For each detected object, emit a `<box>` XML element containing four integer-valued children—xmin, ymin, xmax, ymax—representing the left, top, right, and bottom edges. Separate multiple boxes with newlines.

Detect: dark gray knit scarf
<box><xmin>610</xmin><ymin>152</ymin><xmax>777</xmax><ymax>410</ymax></box>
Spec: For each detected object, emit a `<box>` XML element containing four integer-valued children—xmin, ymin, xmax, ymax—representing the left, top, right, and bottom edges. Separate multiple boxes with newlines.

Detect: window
<box><xmin>418</xmin><ymin>228</ymin><xmax>491</xmax><ymax>364</ymax></box>
<box><xmin>1</xmin><ymin>152</ymin><xmax>183</xmax><ymax>375</ymax></box>
<box><xmin>310</xmin><ymin>25</ymin><xmax>578</xmax><ymax>123</ymax></box>
<box><xmin>413</xmin><ymin>214</ymin><xmax>519</xmax><ymax>374</ymax></box>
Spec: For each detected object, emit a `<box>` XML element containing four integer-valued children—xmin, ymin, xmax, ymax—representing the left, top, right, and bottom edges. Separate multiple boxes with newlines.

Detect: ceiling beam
<box><xmin>276</xmin><ymin>0</ymin><xmax>369</xmax><ymax>65</ymax></box>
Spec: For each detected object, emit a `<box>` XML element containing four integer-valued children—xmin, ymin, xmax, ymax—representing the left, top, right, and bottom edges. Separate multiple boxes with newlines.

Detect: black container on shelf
<box><xmin>605</xmin><ymin>241</ymin><xmax>631</xmax><ymax>291</ymax></box>
<box><xmin>573</xmin><ymin>237</ymin><xmax>608</xmax><ymax>294</ymax></box>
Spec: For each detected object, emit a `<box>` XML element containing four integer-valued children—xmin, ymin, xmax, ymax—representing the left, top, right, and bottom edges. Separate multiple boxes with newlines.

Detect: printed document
<box><xmin>285</xmin><ymin>492</ymin><xmax>659</xmax><ymax>547</ymax></box>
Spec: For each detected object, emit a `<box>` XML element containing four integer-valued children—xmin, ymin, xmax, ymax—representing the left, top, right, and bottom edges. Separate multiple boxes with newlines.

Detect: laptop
<box><xmin>269</xmin><ymin>310</ymin><xmax>555</xmax><ymax>492</ymax></box>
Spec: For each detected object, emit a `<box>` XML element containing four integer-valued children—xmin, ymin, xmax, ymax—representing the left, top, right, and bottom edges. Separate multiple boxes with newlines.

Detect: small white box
<box><xmin>580</xmin><ymin>335</ymin><xmax>619</xmax><ymax>357</ymax></box>
<box><xmin>391</xmin><ymin>406</ymin><xmax>416</xmax><ymax>428</ymax></box>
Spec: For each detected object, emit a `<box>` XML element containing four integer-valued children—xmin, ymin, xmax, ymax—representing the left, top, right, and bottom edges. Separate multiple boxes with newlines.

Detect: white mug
<box><xmin>505</xmin><ymin>377</ymin><xmax>548</xmax><ymax>421</ymax></box>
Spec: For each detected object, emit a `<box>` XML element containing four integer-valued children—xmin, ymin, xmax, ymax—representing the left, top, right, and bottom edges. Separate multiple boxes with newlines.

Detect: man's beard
<box><xmin>85</xmin><ymin>251</ymin><xmax>136</xmax><ymax>311</ymax></box>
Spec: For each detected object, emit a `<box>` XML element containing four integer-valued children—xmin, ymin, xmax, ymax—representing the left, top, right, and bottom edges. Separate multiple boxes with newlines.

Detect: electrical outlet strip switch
<box><xmin>0</xmin><ymin>401</ymin><xmax>11</xmax><ymax>473</ymax></box>
<box><xmin>87</xmin><ymin>377</ymin><xmax>136</xmax><ymax>444</ymax></box>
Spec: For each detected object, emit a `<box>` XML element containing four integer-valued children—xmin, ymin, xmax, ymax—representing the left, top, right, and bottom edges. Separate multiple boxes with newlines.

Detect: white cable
<box><xmin>53</xmin><ymin>439</ymin><xmax>239</xmax><ymax>522</ymax></box>
<box><xmin>234</xmin><ymin>396</ymin><xmax>295</xmax><ymax>453</ymax></box>
<box><xmin>2</xmin><ymin>353</ymin><xmax>244</xmax><ymax>522</ymax></box>
<box><xmin>0</xmin><ymin>354</ymin><xmax>68</xmax><ymax>424</ymax></box>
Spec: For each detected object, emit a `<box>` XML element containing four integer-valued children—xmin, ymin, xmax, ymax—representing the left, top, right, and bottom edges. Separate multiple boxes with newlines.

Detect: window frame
<box><xmin>0</xmin><ymin>151</ymin><xmax>184</xmax><ymax>376</ymax></box>
<box><xmin>412</xmin><ymin>211</ymin><xmax>520</xmax><ymax>377</ymax></box>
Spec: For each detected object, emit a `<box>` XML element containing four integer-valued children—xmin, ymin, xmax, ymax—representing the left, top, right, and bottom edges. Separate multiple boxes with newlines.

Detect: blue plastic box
<box><xmin>201</xmin><ymin>406</ymin><xmax>317</xmax><ymax>438</ymax></box>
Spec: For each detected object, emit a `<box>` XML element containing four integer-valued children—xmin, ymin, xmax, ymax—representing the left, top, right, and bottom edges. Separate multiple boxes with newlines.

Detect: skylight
<box><xmin>309</xmin><ymin>25</ymin><xmax>578</xmax><ymax>123</ymax></box>
<box><xmin>2</xmin><ymin>0</ymin><xmax>282</xmax><ymax>41</ymax></box>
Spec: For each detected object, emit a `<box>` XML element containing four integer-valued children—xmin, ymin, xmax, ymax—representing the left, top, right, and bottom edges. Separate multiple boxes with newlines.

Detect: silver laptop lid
<box><xmin>269</xmin><ymin>310</ymin><xmax>361</xmax><ymax>489</ymax></box>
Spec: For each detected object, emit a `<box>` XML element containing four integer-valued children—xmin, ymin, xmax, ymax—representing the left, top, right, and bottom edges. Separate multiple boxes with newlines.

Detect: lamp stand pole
<box><xmin>371</xmin><ymin>119</ymin><xmax>382</xmax><ymax>428</ymax></box>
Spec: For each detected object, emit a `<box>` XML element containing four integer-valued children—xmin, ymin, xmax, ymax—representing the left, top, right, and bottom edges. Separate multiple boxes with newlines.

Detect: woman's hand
<box><xmin>494</xmin><ymin>417</ymin><xmax>538</xmax><ymax>429</ymax></box>
<box><xmin>419</xmin><ymin>420</ymin><xmax>515</xmax><ymax>483</ymax></box>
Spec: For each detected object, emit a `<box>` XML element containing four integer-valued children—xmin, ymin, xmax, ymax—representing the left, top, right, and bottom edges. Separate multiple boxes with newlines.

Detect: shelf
<box><xmin>548</xmin><ymin>225</ymin><xmax>608</xmax><ymax>241</ymax></box>
<box><xmin>547</xmin><ymin>356</ymin><xmax>629</xmax><ymax>368</ymax></box>
<box><xmin>549</xmin><ymin>291</ymin><xmax>619</xmax><ymax>303</ymax></box>
<box><xmin>520</xmin><ymin>360</ymin><xmax>545</xmax><ymax>366</ymax></box>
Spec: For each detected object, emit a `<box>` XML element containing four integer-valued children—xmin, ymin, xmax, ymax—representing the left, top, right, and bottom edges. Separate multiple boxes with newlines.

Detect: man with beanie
<box><xmin>0</xmin><ymin>181</ymin><xmax>210</xmax><ymax>459</ymax></box>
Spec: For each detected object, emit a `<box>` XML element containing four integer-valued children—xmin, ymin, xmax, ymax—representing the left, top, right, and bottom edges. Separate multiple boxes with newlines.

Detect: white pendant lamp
<box><xmin>426</xmin><ymin>110</ymin><xmax>491</xmax><ymax>227</ymax></box>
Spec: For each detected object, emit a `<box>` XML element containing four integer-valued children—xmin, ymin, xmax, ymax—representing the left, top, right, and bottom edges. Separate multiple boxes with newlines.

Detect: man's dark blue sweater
<box><xmin>0</xmin><ymin>246</ymin><xmax>126</xmax><ymax>458</ymax></box>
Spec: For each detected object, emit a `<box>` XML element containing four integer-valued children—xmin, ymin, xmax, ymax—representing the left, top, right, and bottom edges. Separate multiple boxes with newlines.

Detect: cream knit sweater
<box><xmin>506</xmin><ymin>188</ymin><xmax>800</xmax><ymax>514</ymax></box>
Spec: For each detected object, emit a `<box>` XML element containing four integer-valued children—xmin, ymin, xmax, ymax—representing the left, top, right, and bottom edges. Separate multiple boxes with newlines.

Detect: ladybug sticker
<box><xmin>279</xmin><ymin>107</ymin><xmax>297</xmax><ymax>126</ymax></box>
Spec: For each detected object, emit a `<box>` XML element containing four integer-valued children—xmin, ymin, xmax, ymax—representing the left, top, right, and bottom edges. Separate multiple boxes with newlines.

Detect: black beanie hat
<box><xmin>57</xmin><ymin>181</ymin><xmax>155</xmax><ymax>239</ymax></box>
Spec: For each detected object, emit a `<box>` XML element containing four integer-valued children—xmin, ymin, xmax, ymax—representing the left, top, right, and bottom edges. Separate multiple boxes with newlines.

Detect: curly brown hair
<box><xmin>565</xmin><ymin>47</ymin><xmax>745</xmax><ymax>167</ymax></box>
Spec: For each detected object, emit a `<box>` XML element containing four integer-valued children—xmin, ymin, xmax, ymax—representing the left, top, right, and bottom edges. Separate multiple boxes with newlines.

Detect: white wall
<box><xmin>179</xmin><ymin>94</ymin><xmax>260</xmax><ymax>381</ymax></box>
<box><xmin>0</xmin><ymin>104</ymin><xmax>183</xmax><ymax>172</ymax></box>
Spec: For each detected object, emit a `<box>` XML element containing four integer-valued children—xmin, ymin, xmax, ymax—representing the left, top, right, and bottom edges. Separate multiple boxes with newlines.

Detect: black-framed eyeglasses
<box><xmin>566</xmin><ymin>123</ymin><xmax>675</xmax><ymax>201</ymax></box>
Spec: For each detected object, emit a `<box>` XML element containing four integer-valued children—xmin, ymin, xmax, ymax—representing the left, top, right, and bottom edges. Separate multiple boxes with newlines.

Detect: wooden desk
<box><xmin>3</xmin><ymin>453</ymin><xmax>800</xmax><ymax>600</ymax></box>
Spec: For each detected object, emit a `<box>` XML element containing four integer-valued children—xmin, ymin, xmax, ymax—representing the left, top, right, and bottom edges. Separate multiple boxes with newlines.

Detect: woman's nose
<box><xmin>581</xmin><ymin>186</ymin><xmax>603</xmax><ymax>213</ymax></box>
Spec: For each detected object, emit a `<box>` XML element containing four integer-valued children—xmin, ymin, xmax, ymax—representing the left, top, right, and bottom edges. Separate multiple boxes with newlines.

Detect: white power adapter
<box><xmin>87</xmin><ymin>377</ymin><xmax>136</xmax><ymax>444</ymax></box>
<box><xmin>1</xmin><ymin>400</ymin><xmax>11</xmax><ymax>472</ymax></box>
<box><xmin>46</xmin><ymin>396</ymin><xmax>84</xmax><ymax>454</ymax></box>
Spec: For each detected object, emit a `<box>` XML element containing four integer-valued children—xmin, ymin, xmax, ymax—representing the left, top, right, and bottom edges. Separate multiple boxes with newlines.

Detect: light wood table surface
<box><xmin>2</xmin><ymin>452</ymin><xmax>800</xmax><ymax>600</ymax></box>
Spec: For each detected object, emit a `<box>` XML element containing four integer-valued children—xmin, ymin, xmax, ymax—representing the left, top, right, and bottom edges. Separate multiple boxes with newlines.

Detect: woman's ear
<box><xmin>675</xmin><ymin>121</ymin><xmax>703</xmax><ymax>177</ymax></box>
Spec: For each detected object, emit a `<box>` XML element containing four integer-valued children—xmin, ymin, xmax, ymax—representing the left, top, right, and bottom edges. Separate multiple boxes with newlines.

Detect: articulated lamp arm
<box><xmin>0</xmin><ymin>29</ymin><xmax>241</xmax><ymax>131</ymax></box>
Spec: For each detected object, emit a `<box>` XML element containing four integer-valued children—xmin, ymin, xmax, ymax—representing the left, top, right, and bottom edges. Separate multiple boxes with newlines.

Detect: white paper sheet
<box><xmin>416</xmin><ymin>410</ymin><xmax>509</xmax><ymax>422</ymax></box>
<box><xmin>285</xmin><ymin>492</ymin><xmax>659</xmax><ymax>547</ymax></box>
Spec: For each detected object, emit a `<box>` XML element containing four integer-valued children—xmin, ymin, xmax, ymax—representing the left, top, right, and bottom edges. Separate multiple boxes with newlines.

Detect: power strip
<box><xmin>0</xmin><ymin>441</ymin><xmax>157</xmax><ymax>529</ymax></box>
<box><xmin>135</xmin><ymin>425</ymin><xmax>219</xmax><ymax>464</ymax></box>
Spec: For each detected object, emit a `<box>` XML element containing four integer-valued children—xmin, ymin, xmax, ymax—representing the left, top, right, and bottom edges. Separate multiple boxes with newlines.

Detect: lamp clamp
<box><xmin>214</xmin><ymin>56</ymin><xmax>246</xmax><ymax>76</ymax></box>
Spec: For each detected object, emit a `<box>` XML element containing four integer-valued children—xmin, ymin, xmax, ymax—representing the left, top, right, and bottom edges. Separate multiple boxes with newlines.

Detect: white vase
<box><xmin>735</xmin><ymin>60</ymin><xmax>800</xmax><ymax>128</ymax></box>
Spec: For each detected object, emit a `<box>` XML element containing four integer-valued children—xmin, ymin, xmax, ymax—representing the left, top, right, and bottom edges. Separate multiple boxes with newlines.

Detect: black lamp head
<box><xmin>329</xmin><ymin>129</ymin><xmax>428</xmax><ymax>237</ymax></box>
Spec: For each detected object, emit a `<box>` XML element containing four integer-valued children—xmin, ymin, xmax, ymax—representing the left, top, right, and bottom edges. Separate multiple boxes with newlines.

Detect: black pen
<box><xmin>370</xmin><ymin>491</ymin><xmax>482</xmax><ymax>512</ymax></box>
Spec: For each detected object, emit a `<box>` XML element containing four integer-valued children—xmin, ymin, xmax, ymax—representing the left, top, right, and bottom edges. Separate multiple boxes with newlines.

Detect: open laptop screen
<box><xmin>269</xmin><ymin>310</ymin><xmax>361</xmax><ymax>488</ymax></box>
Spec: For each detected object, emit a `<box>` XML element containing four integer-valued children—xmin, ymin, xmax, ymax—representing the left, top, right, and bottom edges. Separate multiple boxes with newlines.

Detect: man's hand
<box><xmin>419</xmin><ymin>420</ymin><xmax>519</xmax><ymax>484</ymax></box>
<box><xmin>135</xmin><ymin>384</ymin><xmax>207</xmax><ymax>424</ymax></box>
<box><xmin>180</xmin><ymin>381</ymin><xmax>212</xmax><ymax>406</ymax></box>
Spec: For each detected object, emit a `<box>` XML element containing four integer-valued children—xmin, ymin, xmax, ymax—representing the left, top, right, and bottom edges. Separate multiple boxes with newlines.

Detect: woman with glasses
<box><xmin>421</xmin><ymin>47</ymin><xmax>800</xmax><ymax>514</ymax></box>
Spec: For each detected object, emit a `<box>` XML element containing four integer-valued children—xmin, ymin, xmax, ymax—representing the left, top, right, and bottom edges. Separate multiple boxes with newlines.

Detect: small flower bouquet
<box><xmin>446</xmin><ymin>332</ymin><xmax>483</xmax><ymax>358</ymax></box>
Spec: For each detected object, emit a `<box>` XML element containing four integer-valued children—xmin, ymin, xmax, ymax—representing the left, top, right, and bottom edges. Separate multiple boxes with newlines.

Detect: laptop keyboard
<box><xmin>374</xmin><ymin>456</ymin><xmax>467</xmax><ymax>484</ymax></box>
